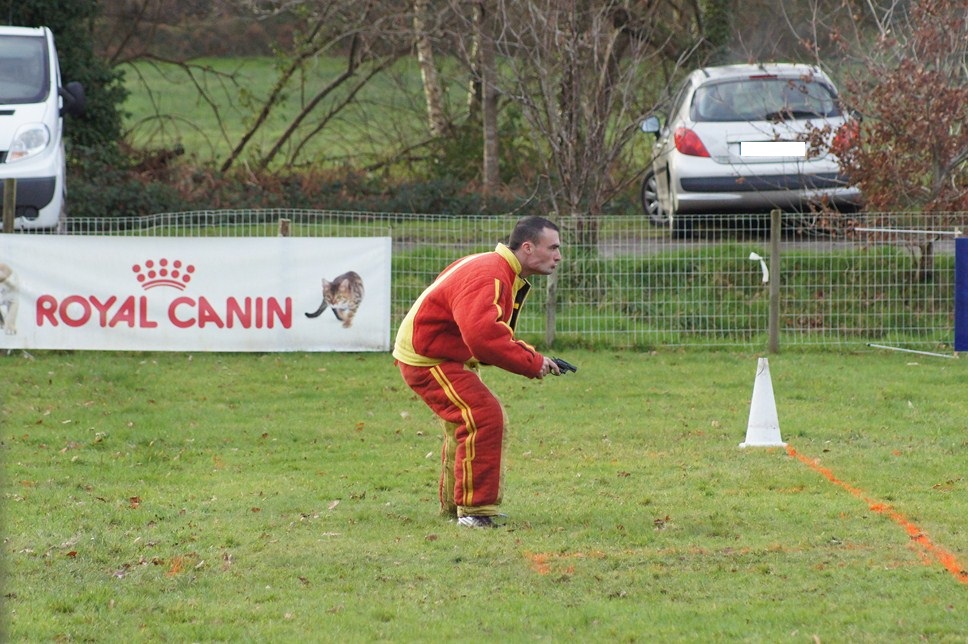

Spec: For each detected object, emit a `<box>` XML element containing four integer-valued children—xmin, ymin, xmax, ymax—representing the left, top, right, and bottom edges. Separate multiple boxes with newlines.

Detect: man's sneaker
<box><xmin>457</xmin><ymin>515</ymin><xmax>506</xmax><ymax>528</ymax></box>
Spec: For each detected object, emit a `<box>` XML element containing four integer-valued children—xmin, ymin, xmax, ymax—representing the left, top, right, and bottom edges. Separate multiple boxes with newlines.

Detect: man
<box><xmin>393</xmin><ymin>216</ymin><xmax>563</xmax><ymax>528</ymax></box>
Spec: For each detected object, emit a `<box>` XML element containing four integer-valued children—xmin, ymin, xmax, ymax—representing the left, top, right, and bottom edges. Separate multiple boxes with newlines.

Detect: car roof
<box><xmin>0</xmin><ymin>25</ymin><xmax>48</xmax><ymax>38</ymax></box>
<box><xmin>691</xmin><ymin>63</ymin><xmax>830</xmax><ymax>84</ymax></box>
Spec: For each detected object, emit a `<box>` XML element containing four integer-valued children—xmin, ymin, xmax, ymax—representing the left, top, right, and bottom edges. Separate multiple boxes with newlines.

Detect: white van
<box><xmin>0</xmin><ymin>25</ymin><xmax>84</xmax><ymax>231</ymax></box>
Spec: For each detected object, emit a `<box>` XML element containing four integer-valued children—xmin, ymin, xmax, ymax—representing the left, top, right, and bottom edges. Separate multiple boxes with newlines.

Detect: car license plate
<box><xmin>740</xmin><ymin>141</ymin><xmax>807</xmax><ymax>157</ymax></box>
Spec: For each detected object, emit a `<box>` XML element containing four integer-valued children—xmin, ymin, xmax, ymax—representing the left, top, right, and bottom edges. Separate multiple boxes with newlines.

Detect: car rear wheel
<box><xmin>640</xmin><ymin>170</ymin><xmax>670</xmax><ymax>227</ymax></box>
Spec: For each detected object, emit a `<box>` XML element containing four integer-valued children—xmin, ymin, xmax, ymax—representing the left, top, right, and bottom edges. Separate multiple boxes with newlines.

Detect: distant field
<box><xmin>120</xmin><ymin>55</ymin><xmax>658</xmax><ymax>179</ymax></box>
<box><xmin>121</xmin><ymin>56</ymin><xmax>443</xmax><ymax>167</ymax></box>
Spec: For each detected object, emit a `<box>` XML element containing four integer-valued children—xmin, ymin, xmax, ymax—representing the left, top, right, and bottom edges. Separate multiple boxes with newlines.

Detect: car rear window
<box><xmin>691</xmin><ymin>77</ymin><xmax>842</xmax><ymax>122</ymax></box>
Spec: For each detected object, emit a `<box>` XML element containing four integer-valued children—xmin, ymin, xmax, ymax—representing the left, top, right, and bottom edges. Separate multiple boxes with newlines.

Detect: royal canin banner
<box><xmin>0</xmin><ymin>236</ymin><xmax>391</xmax><ymax>352</ymax></box>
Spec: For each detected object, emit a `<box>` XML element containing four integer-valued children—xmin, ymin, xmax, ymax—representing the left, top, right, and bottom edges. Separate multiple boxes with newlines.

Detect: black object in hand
<box><xmin>552</xmin><ymin>357</ymin><xmax>577</xmax><ymax>374</ymax></box>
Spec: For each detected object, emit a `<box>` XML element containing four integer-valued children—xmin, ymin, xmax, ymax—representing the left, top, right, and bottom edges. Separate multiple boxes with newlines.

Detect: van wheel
<box><xmin>640</xmin><ymin>170</ymin><xmax>670</xmax><ymax>227</ymax></box>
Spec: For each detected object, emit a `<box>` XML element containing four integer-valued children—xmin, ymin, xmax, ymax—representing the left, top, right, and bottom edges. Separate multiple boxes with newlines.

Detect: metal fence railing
<box><xmin>59</xmin><ymin>208</ymin><xmax>966</xmax><ymax>352</ymax></box>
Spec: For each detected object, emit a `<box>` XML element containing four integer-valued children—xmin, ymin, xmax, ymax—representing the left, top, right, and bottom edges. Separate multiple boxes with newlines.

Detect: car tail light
<box><xmin>674</xmin><ymin>127</ymin><xmax>710</xmax><ymax>157</ymax></box>
<box><xmin>831</xmin><ymin>120</ymin><xmax>860</xmax><ymax>156</ymax></box>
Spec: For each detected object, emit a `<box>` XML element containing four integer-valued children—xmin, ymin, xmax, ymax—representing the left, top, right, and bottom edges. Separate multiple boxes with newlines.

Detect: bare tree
<box><xmin>101</xmin><ymin>0</ymin><xmax>735</xmax><ymax>199</ymax></box>
<box><xmin>484</xmin><ymin>1</ymin><xmax>673</xmax><ymax>235</ymax></box>
<box><xmin>219</xmin><ymin>8</ymin><xmax>341</xmax><ymax>173</ymax></box>
<box><xmin>225</xmin><ymin>2</ymin><xmax>415</xmax><ymax>171</ymax></box>
<box><xmin>101</xmin><ymin>0</ymin><xmax>418</xmax><ymax>172</ymax></box>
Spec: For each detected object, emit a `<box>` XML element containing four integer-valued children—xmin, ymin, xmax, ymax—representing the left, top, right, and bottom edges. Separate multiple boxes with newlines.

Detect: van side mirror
<box><xmin>640</xmin><ymin>115</ymin><xmax>660</xmax><ymax>139</ymax></box>
<box><xmin>60</xmin><ymin>81</ymin><xmax>86</xmax><ymax>117</ymax></box>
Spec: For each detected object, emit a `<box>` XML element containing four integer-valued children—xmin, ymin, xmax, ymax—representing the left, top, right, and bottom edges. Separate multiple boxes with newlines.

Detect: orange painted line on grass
<box><xmin>527</xmin><ymin>552</ymin><xmax>551</xmax><ymax>575</ymax></box>
<box><xmin>786</xmin><ymin>444</ymin><xmax>968</xmax><ymax>585</ymax></box>
<box><xmin>525</xmin><ymin>550</ymin><xmax>606</xmax><ymax>576</ymax></box>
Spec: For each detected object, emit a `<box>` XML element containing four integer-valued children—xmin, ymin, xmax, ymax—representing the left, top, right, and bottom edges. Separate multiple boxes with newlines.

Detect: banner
<box><xmin>0</xmin><ymin>236</ymin><xmax>391</xmax><ymax>352</ymax></box>
<box><xmin>956</xmin><ymin>237</ymin><xmax>968</xmax><ymax>352</ymax></box>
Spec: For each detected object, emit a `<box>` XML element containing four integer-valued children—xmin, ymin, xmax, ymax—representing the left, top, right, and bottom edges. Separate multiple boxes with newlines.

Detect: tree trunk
<box><xmin>414</xmin><ymin>0</ymin><xmax>448</xmax><ymax>138</ymax></box>
<box><xmin>466</xmin><ymin>4</ymin><xmax>482</xmax><ymax>120</ymax></box>
<box><xmin>478</xmin><ymin>1</ymin><xmax>500</xmax><ymax>194</ymax></box>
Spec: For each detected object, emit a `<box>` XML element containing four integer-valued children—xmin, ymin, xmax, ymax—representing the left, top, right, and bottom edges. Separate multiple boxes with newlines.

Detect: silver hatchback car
<box><xmin>640</xmin><ymin>63</ymin><xmax>861</xmax><ymax>236</ymax></box>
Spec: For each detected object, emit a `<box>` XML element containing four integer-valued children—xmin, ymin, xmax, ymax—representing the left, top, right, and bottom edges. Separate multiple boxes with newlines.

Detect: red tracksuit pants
<box><xmin>398</xmin><ymin>361</ymin><xmax>506</xmax><ymax>517</ymax></box>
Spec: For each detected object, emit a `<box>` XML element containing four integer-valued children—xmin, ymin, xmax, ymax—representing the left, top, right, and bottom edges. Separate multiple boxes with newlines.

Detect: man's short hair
<box><xmin>508</xmin><ymin>216</ymin><xmax>559</xmax><ymax>250</ymax></box>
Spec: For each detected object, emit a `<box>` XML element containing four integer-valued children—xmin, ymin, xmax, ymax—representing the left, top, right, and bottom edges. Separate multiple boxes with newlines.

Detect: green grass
<box><xmin>4</xmin><ymin>349</ymin><xmax>967</xmax><ymax>641</ymax></box>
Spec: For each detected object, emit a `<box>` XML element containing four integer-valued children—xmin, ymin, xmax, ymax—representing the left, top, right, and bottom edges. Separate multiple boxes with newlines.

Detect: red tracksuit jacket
<box><xmin>393</xmin><ymin>243</ymin><xmax>544</xmax><ymax>378</ymax></box>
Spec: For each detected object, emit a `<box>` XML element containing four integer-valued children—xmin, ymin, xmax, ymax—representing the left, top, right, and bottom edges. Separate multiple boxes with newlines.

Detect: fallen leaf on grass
<box><xmin>932</xmin><ymin>477</ymin><xmax>963</xmax><ymax>491</ymax></box>
<box><xmin>166</xmin><ymin>556</ymin><xmax>184</xmax><ymax>577</ymax></box>
<box><xmin>165</xmin><ymin>553</ymin><xmax>202</xmax><ymax>577</ymax></box>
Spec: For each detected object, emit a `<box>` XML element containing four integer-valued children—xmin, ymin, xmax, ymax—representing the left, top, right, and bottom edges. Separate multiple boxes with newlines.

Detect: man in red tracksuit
<box><xmin>394</xmin><ymin>216</ymin><xmax>563</xmax><ymax>528</ymax></box>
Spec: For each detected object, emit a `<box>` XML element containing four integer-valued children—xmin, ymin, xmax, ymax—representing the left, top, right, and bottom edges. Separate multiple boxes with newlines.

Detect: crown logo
<box><xmin>132</xmin><ymin>258</ymin><xmax>195</xmax><ymax>290</ymax></box>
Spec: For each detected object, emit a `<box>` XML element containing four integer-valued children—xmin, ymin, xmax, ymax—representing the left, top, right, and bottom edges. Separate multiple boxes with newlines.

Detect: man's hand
<box><xmin>538</xmin><ymin>356</ymin><xmax>559</xmax><ymax>378</ymax></box>
<box><xmin>538</xmin><ymin>356</ymin><xmax>577</xmax><ymax>378</ymax></box>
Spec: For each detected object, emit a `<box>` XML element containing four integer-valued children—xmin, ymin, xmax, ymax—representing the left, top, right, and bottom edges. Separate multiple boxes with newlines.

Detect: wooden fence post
<box><xmin>3</xmin><ymin>178</ymin><xmax>16</xmax><ymax>233</ymax></box>
<box><xmin>768</xmin><ymin>209</ymin><xmax>781</xmax><ymax>353</ymax></box>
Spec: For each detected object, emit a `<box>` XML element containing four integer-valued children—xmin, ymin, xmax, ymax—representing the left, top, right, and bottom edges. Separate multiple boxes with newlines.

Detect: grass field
<box><xmin>3</xmin><ymin>349</ymin><xmax>967</xmax><ymax>641</ymax></box>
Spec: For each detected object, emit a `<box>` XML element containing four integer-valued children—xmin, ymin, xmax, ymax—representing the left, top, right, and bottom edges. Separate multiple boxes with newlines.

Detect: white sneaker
<box><xmin>457</xmin><ymin>515</ymin><xmax>506</xmax><ymax>528</ymax></box>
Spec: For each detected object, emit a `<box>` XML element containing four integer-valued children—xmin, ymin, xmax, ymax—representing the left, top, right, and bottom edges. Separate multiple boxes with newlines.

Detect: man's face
<box><xmin>519</xmin><ymin>228</ymin><xmax>562</xmax><ymax>277</ymax></box>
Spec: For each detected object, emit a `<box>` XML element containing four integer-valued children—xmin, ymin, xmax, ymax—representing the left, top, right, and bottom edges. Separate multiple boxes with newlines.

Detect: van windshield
<box><xmin>0</xmin><ymin>35</ymin><xmax>50</xmax><ymax>104</ymax></box>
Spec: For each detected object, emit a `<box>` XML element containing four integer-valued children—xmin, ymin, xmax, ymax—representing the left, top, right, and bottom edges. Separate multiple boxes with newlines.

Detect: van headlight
<box><xmin>7</xmin><ymin>124</ymin><xmax>51</xmax><ymax>162</ymax></box>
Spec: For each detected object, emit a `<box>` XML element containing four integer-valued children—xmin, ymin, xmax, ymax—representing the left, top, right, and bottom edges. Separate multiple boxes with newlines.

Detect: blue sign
<box><xmin>956</xmin><ymin>238</ymin><xmax>968</xmax><ymax>351</ymax></box>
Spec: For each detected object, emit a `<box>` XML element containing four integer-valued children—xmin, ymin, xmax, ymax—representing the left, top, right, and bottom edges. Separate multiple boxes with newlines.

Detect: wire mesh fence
<box><xmin>61</xmin><ymin>208</ymin><xmax>966</xmax><ymax>352</ymax></box>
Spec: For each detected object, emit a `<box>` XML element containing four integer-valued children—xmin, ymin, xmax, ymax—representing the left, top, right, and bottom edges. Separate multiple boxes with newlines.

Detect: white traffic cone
<box><xmin>740</xmin><ymin>357</ymin><xmax>786</xmax><ymax>448</ymax></box>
